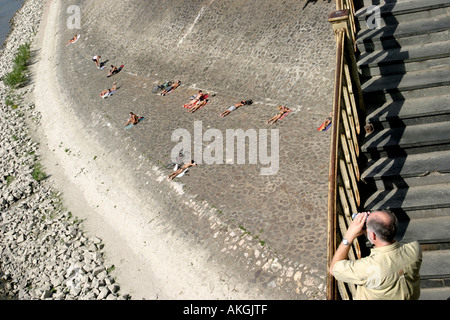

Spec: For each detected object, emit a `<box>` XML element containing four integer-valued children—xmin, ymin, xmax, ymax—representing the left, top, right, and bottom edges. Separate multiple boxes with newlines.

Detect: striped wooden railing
<box><xmin>326</xmin><ymin>1</ymin><xmax>366</xmax><ymax>300</ymax></box>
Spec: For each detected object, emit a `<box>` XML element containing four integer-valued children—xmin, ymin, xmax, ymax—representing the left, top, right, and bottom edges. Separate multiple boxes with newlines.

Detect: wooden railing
<box><xmin>336</xmin><ymin>0</ymin><xmax>357</xmax><ymax>48</ymax></box>
<box><xmin>326</xmin><ymin>1</ymin><xmax>366</xmax><ymax>300</ymax></box>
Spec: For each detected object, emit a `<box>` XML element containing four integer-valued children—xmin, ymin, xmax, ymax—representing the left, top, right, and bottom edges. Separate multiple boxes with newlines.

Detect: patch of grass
<box><xmin>31</xmin><ymin>162</ymin><xmax>47</xmax><ymax>182</ymax></box>
<box><xmin>14</xmin><ymin>43</ymin><xmax>31</xmax><ymax>66</ymax></box>
<box><xmin>4</xmin><ymin>92</ymin><xmax>20</xmax><ymax>108</ymax></box>
<box><xmin>3</xmin><ymin>68</ymin><xmax>27</xmax><ymax>88</ymax></box>
<box><xmin>3</xmin><ymin>43</ymin><xmax>31</xmax><ymax>88</ymax></box>
<box><xmin>6</xmin><ymin>176</ymin><xmax>15</xmax><ymax>186</ymax></box>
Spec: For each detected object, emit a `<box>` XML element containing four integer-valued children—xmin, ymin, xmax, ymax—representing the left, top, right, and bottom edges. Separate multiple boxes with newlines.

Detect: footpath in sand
<box><xmin>31</xmin><ymin>0</ymin><xmax>336</xmax><ymax>299</ymax></box>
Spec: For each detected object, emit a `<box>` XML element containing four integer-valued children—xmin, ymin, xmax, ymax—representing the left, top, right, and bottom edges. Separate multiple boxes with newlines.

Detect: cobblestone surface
<box><xmin>43</xmin><ymin>0</ymin><xmax>337</xmax><ymax>299</ymax></box>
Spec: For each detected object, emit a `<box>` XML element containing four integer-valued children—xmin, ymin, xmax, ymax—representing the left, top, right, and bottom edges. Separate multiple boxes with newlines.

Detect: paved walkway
<box><xmin>33</xmin><ymin>0</ymin><xmax>337</xmax><ymax>299</ymax></box>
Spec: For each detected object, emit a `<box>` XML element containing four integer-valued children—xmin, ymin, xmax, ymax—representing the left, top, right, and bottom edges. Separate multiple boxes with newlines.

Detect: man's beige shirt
<box><xmin>332</xmin><ymin>241</ymin><xmax>422</xmax><ymax>300</ymax></box>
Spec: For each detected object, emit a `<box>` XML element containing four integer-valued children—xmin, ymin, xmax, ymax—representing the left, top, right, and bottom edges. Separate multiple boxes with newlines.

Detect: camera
<box><xmin>352</xmin><ymin>211</ymin><xmax>370</xmax><ymax>229</ymax></box>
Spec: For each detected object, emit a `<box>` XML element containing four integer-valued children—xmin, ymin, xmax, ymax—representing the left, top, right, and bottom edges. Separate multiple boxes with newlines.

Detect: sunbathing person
<box><xmin>66</xmin><ymin>34</ymin><xmax>79</xmax><ymax>46</ymax></box>
<box><xmin>168</xmin><ymin>160</ymin><xmax>197</xmax><ymax>181</ymax></box>
<box><xmin>125</xmin><ymin>112</ymin><xmax>139</xmax><ymax>126</ymax></box>
<box><xmin>100</xmin><ymin>81</ymin><xmax>117</xmax><ymax>98</ymax></box>
<box><xmin>107</xmin><ymin>65</ymin><xmax>118</xmax><ymax>77</ymax></box>
<box><xmin>187</xmin><ymin>92</ymin><xmax>210</xmax><ymax>113</ymax></box>
<box><xmin>266</xmin><ymin>105</ymin><xmax>291</xmax><ymax>125</ymax></box>
<box><xmin>161</xmin><ymin>80</ymin><xmax>181</xmax><ymax>95</ymax></box>
<box><xmin>220</xmin><ymin>100</ymin><xmax>252</xmax><ymax>117</ymax></box>
<box><xmin>185</xmin><ymin>90</ymin><xmax>206</xmax><ymax>109</ymax></box>
<box><xmin>321</xmin><ymin>113</ymin><xmax>333</xmax><ymax>131</ymax></box>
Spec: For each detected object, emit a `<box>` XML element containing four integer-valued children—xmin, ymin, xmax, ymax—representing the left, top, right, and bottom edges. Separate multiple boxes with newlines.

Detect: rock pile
<box><xmin>0</xmin><ymin>0</ymin><xmax>129</xmax><ymax>300</ymax></box>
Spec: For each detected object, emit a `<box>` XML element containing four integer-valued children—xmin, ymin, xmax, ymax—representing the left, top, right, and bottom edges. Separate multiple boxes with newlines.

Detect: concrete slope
<box><xmin>32</xmin><ymin>0</ymin><xmax>336</xmax><ymax>299</ymax></box>
<box><xmin>76</xmin><ymin>0</ymin><xmax>335</xmax><ymax>107</ymax></box>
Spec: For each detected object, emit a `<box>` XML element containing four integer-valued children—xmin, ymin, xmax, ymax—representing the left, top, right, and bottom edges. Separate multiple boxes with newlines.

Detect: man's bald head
<box><xmin>367</xmin><ymin>210</ymin><xmax>398</xmax><ymax>243</ymax></box>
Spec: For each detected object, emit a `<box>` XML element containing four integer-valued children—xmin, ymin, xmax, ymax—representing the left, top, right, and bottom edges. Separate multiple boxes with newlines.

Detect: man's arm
<box><xmin>329</xmin><ymin>212</ymin><xmax>368</xmax><ymax>275</ymax></box>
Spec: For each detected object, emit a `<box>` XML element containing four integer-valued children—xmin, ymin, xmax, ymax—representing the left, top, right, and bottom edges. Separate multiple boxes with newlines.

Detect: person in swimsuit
<box><xmin>266</xmin><ymin>105</ymin><xmax>291</xmax><ymax>125</ymax></box>
<box><xmin>107</xmin><ymin>65</ymin><xmax>118</xmax><ymax>77</ymax></box>
<box><xmin>185</xmin><ymin>90</ymin><xmax>206</xmax><ymax>109</ymax></box>
<box><xmin>161</xmin><ymin>80</ymin><xmax>181</xmax><ymax>95</ymax></box>
<box><xmin>92</xmin><ymin>55</ymin><xmax>102</xmax><ymax>68</ymax></box>
<box><xmin>125</xmin><ymin>112</ymin><xmax>139</xmax><ymax>126</ymax></box>
<box><xmin>66</xmin><ymin>34</ymin><xmax>79</xmax><ymax>46</ymax></box>
<box><xmin>321</xmin><ymin>113</ymin><xmax>333</xmax><ymax>131</ymax></box>
<box><xmin>220</xmin><ymin>100</ymin><xmax>252</xmax><ymax>117</ymax></box>
<box><xmin>100</xmin><ymin>81</ymin><xmax>117</xmax><ymax>98</ymax></box>
<box><xmin>188</xmin><ymin>93</ymin><xmax>210</xmax><ymax>113</ymax></box>
<box><xmin>168</xmin><ymin>160</ymin><xmax>197</xmax><ymax>181</ymax></box>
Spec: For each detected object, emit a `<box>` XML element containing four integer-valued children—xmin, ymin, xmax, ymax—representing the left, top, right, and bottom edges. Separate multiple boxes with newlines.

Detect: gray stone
<box><xmin>97</xmin><ymin>287</ymin><xmax>109</xmax><ymax>300</ymax></box>
<box><xmin>108</xmin><ymin>283</ymin><xmax>120</xmax><ymax>294</ymax></box>
<box><xmin>41</xmin><ymin>290</ymin><xmax>53</xmax><ymax>299</ymax></box>
<box><xmin>92</xmin><ymin>266</ymin><xmax>105</xmax><ymax>277</ymax></box>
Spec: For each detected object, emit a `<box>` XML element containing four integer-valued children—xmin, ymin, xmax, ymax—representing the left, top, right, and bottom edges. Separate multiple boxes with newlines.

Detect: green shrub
<box><xmin>3</xmin><ymin>68</ymin><xmax>27</xmax><ymax>88</ymax></box>
<box><xmin>3</xmin><ymin>43</ymin><xmax>31</xmax><ymax>88</ymax></box>
<box><xmin>32</xmin><ymin>162</ymin><xmax>47</xmax><ymax>182</ymax></box>
<box><xmin>14</xmin><ymin>43</ymin><xmax>30</xmax><ymax>66</ymax></box>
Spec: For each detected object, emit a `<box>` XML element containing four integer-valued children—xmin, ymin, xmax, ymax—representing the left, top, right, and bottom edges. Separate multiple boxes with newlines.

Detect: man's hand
<box><xmin>329</xmin><ymin>212</ymin><xmax>369</xmax><ymax>275</ymax></box>
<box><xmin>344</xmin><ymin>212</ymin><xmax>369</xmax><ymax>243</ymax></box>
